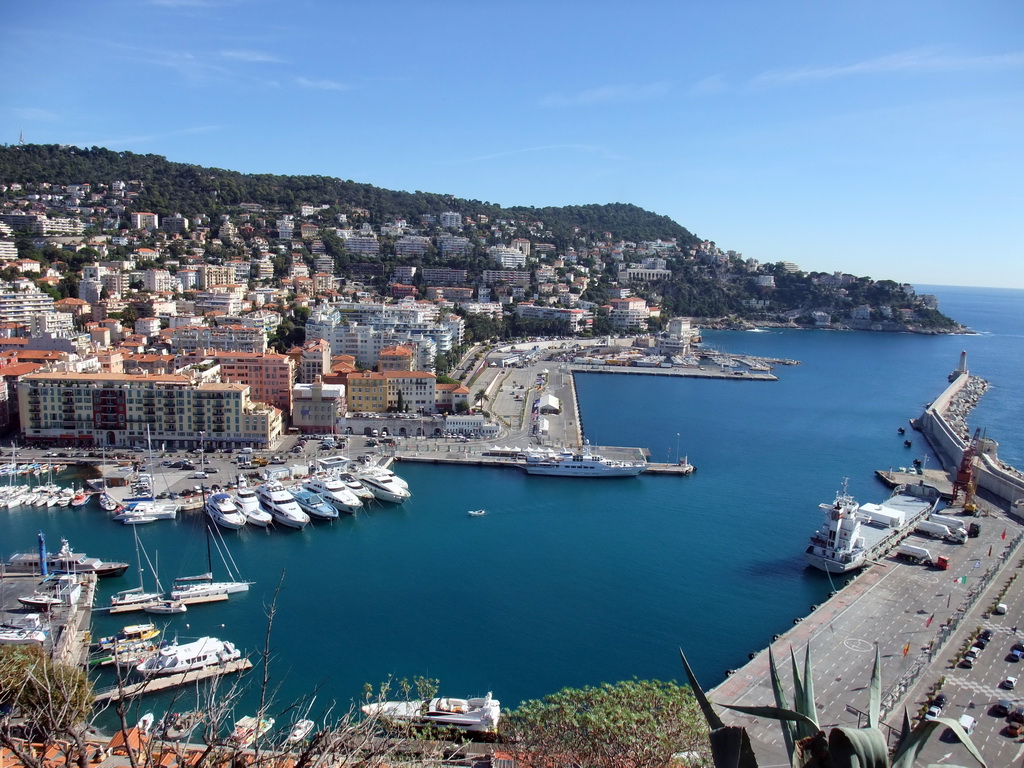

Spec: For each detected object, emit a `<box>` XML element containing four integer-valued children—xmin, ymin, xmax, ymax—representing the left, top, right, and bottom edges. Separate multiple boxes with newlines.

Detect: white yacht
<box><xmin>303</xmin><ymin>474</ymin><xmax>363</xmax><ymax>514</ymax></box>
<box><xmin>233</xmin><ymin>481</ymin><xmax>272</xmax><ymax>527</ymax></box>
<box><xmin>356</xmin><ymin>466</ymin><xmax>411</xmax><ymax>504</ymax></box>
<box><xmin>205</xmin><ymin>492</ymin><xmax>247</xmax><ymax>530</ymax></box>
<box><xmin>135</xmin><ymin>636</ymin><xmax>241</xmax><ymax>677</ymax></box>
<box><xmin>339</xmin><ymin>472</ymin><xmax>375</xmax><ymax>502</ymax></box>
<box><xmin>519</xmin><ymin>448</ymin><xmax>647</xmax><ymax>477</ymax></box>
<box><xmin>362</xmin><ymin>692</ymin><xmax>500</xmax><ymax>735</ymax></box>
<box><xmin>256</xmin><ymin>481</ymin><xmax>310</xmax><ymax>529</ymax></box>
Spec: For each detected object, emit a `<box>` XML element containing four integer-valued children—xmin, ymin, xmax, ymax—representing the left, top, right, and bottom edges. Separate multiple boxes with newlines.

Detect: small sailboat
<box><xmin>144</xmin><ymin>599</ymin><xmax>187</xmax><ymax>615</ymax></box>
<box><xmin>110</xmin><ymin>528</ymin><xmax>164</xmax><ymax>610</ymax></box>
<box><xmin>170</xmin><ymin>525</ymin><xmax>252</xmax><ymax>601</ymax></box>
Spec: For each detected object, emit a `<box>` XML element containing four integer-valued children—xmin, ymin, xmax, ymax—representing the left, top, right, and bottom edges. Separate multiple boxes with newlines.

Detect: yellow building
<box><xmin>345</xmin><ymin>371</ymin><xmax>389</xmax><ymax>414</ymax></box>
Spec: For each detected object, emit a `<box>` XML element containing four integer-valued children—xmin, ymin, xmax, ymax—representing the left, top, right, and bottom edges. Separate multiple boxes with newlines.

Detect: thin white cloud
<box><xmin>89</xmin><ymin>124</ymin><xmax>224</xmax><ymax>148</ymax></box>
<box><xmin>539</xmin><ymin>81</ymin><xmax>671</xmax><ymax>107</ymax></box>
<box><xmin>221</xmin><ymin>49</ymin><xmax>283</xmax><ymax>63</ymax></box>
<box><xmin>753</xmin><ymin>49</ymin><xmax>1024</xmax><ymax>87</ymax></box>
<box><xmin>460</xmin><ymin>144</ymin><xmax>627</xmax><ymax>164</ymax></box>
<box><xmin>689</xmin><ymin>74</ymin><xmax>728</xmax><ymax>96</ymax></box>
<box><xmin>296</xmin><ymin>77</ymin><xmax>351</xmax><ymax>91</ymax></box>
<box><xmin>13</xmin><ymin>107</ymin><xmax>60</xmax><ymax>122</ymax></box>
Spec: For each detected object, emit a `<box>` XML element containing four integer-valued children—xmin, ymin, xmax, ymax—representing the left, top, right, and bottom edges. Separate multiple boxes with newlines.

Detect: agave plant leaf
<box><xmin>828</xmin><ymin>726</ymin><xmax>890</xmax><ymax>768</ymax></box>
<box><xmin>708</xmin><ymin>725</ymin><xmax>761</xmax><ymax>768</ymax></box>
<box><xmin>722</xmin><ymin>703</ymin><xmax>820</xmax><ymax>730</ymax></box>
<box><xmin>679</xmin><ymin>647</ymin><xmax>725</xmax><ymax>730</ymax></box>
<box><xmin>801</xmin><ymin>645</ymin><xmax>818</xmax><ymax>732</ymax></box>
<box><xmin>788</xmin><ymin>646</ymin><xmax>818</xmax><ymax>741</ymax></box>
<box><xmin>897</xmin><ymin>707</ymin><xmax>912</xmax><ymax>752</ymax></box>
<box><xmin>768</xmin><ymin>646</ymin><xmax>797</xmax><ymax>762</ymax></box>
<box><xmin>868</xmin><ymin>647</ymin><xmax>881</xmax><ymax>730</ymax></box>
<box><xmin>890</xmin><ymin>717</ymin><xmax>987</xmax><ymax>768</ymax></box>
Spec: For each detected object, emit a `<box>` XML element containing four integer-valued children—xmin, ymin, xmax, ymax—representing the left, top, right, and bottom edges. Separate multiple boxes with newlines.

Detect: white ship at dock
<box><xmin>805</xmin><ymin>481</ymin><xmax>941</xmax><ymax>573</ymax></box>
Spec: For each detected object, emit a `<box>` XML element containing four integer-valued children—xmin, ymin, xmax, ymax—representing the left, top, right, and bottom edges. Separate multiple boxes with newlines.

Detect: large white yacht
<box><xmin>303</xmin><ymin>474</ymin><xmax>363</xmax><ymax>514</ymax></box>
<box><xmin>256</xmin><ymin>481</ymin><xmax>310</xmax><ymax>529</ymax></box>
<box><xmin>233</xmin><ymin>480</ymin><xmax>272</xmax><ymax>527</ymax></box>
<box><xmin>135</xmin><ymin>636</ymin><xmax>241</xmax><ymax>677</ymax></box>
<box><xmin>204</xmin><ymin>493</ymin><xmax>247</xmax><ymax>530</ymax></box>
<box><xmin>362</xmin><ymin>692</ymin><xmax>500</xmax><ymax>735</ymax></box>
<box><xmin>355</xmin><ymin>466</ymin><xmax>411</xmax><ymax>504</ymax></box>
<box><xmin>519</xmin><ymin>448</ymin><xmax>647</xmax><ymax>477</ymax></box>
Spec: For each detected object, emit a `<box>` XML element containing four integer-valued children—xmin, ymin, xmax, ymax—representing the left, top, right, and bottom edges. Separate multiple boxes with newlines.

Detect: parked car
<box><xmin>980</xmin><ymin>629</ymin><xmax>994</xmax><ymax>641</ymax></box>
<box><xmin>994</xmin><ymin>699</ymin><xmax>1013</xmax><ymax>716</ymax></box>
<box><xmin>1008</xmin><ymin>722</ymin><xmax>1023</xmax><ymax>737</ymax></box>
<box><xmin>191</xmin><ymin>471</ymin><xmax>208</xmax><ymax>480</ymax></box>
<box><xmin>1008</xmin><ymin>707</ymin><xmax>1024</xmax><ymax>724</ymax></box>
<box><xmin>924</xmin><ymin>704</ymin><xmax>943</xmax><ymax>721</ymax></box>
<box><xmin>932</xmin><ymin>693</ymin><xmax>949</xmax><ymax>708</ymax></box>
<box><xmin>270</xmin><ymin>456</ymin><xmax>286</xmax><ymax>465</ymax></box>
<box><xmin>1002</xmin><ymin>676</ymin><xmax>1018</xmax><ymax>690</ymax></box>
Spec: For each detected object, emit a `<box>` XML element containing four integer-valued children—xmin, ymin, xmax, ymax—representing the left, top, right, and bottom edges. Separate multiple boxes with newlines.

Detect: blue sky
<box><xmin>3</xmin><ymin>1</ymin><xmax>1022</xmax><ymax>289</ymax></box>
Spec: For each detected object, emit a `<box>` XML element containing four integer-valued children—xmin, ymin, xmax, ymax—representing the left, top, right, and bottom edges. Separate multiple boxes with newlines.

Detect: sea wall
<box><xmin>918</xmin><ymin>372</ymin><xmax>1024</xmax><ymax>508</ymax></box>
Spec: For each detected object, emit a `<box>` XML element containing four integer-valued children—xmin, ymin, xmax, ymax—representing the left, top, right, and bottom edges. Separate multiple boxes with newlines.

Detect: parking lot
<box><xmin>911</xmin><ymin>547</ymin><xmax>1024</xmax><ymax>766</ymax></box>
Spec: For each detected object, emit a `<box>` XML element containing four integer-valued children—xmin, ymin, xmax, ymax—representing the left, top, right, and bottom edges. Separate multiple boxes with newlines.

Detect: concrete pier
<box><xmin>92</xmin><ymin>658</ymin><xmax>253</xmax><ymax>703</ymax></box>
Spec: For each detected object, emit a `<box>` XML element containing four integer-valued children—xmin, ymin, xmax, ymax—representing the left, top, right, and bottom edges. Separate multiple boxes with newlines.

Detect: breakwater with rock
<box><xmin>915</xmin><ymin>361</ymin><xmax>1024</xmax><ymax>508</ymax></box>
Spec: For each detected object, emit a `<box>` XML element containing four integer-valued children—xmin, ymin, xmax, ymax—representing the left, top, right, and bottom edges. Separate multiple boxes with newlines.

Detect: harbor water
<box><xmin>1</xmin><ymin>285</ymin><xmax>1022</xmax><ymax>730</ymax></box>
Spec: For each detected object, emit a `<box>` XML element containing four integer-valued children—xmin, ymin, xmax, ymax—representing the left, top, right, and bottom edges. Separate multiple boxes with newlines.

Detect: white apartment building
<box><xmin>143</xmin><ymin>269</ymin><xmax>174</xmax><ymax>292</ymax></box>
<box><xmin>0</xmin><ymin>289</ymin><xmax>55</xmax><ymax>323</ymax></box>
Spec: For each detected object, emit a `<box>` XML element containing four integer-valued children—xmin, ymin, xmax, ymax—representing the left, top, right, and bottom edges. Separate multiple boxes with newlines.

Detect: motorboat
<box><xmin>6</xmin><ymin>536</ymin><xmax>129</xmax><ymax>579</ymax></box>
<box><xmin>355</xmin><ymin>466</ymin><xmax>411</xmax><ymax>504</ymax></box>
<box><xmin>290</xmin><ymin>487</ymin><xmax>339</xmax><ymax>520</ymax></box>
<box><xmin>468</xmin><ymin>509</ymin><xmax>487</xmax><ymax>517</ymax></box>
<box><xmin>0</xmin><ymin>626</ymin><xmax>47</xmax><ymax>645</ymax></box>
<box><xmin>286</xmin><ymin>718</ymin><xmax>315</xmax><ymax>744</ymax></box>
<box><xmin>95</xmin><ymin>623</ymin><xmax>161</xmax><ymax>651</ymax></box>
<box><xmin>117</xmin><ymin>499</ymin><xmax>179</xmax><ymax>522</ymax></box>
<box><xmin>230</xmin><ymin>715</ymin><xmax>275</xmax><ymax>746</ymax></box>
<box><xmin>205</xmin><ymin>492</ymin><xmax>247</xmax><ymax>530</ymax></box>
<box><xmin>519</xmin><ymin>447</ymin><xmax>647</xmax><ymax>477</ymax></box>
<box><xmin>114</xmin><ymin>510</ymin><xmax>158</xmax><ymax>525</ymax></box>
<box><xmin>362</xmin><ymin>692</ymin><xmax>500</xmax><ymax>734</ymax></box>
<box><xmin>234</xmin><ymin>481</ymin><xmax>272</xmax><ymax>527</ymax></box>
<box><xmin>70</xmin><ymin>489</ymin><xmax>90</xmax><ymax>507</ymax></box>
<box><xmin>17</xmin><ymin>593</ymin><xmax>62</xmax><ymax>611</ymax></box>
<box><xmin>98</xmin><ymin>491</ymin><xmax>119</xmax><ymax>512</ymax></box>
<box><xmin>303</xmin><ymin>474</ymin><xmax>363</xmax><ymax>514</ymax></box>
<box><xmin>339</xmin><ymin>472</ymin><xmax>375</xmax><ymax>502</ymax></box>
<box><xmin>256</xmin><ymin>480</ymin><xmax>310</xmax><ymax>529</ymax></box>
<box><xmin>135</xmin><ymin>636</ymin><xmax>241</xmax><ymax>677</ymax></box>
<box><xmin>156</xmin><ymin>711</ymin><xmax>202</xmax><ymax>742</ymax></box>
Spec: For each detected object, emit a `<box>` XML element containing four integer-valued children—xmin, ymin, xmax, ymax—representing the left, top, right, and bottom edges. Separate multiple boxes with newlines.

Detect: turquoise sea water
<box><xmin>1</xmin><ymin>285</ymin><xmax>1021</xmax><ymax>730</ymax></box>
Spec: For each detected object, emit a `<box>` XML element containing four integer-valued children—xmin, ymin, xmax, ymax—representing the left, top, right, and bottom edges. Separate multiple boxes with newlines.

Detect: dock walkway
<box><xmin>93</xmin><ymin>658</ymin><xmax>253</xmax><ymax>703</ymax></box>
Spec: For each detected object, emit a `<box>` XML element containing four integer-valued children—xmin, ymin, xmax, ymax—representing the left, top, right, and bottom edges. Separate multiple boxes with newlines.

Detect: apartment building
<box><xmin>0</xmin><ymin>290</ymin><xmax>55</xmax><ymax>324</ymax></box>
<box><xmin>345</xmin><ymin>371</ymin><xmax>389</xmax><ymax>413</ymax></box>
<box><xmin>167</xmin><ymin>325</ymin><xmax>267</xmax><ymax>354</ymax></box>
<box><xmin>178</xmin><ymin>350</ymin><xmax>295</xmax><ymax>412</ymax></box>
<box><xmin>18</xmin><ymin>372</ymin><xmax>282</xmax><ymax>449</ymax></box>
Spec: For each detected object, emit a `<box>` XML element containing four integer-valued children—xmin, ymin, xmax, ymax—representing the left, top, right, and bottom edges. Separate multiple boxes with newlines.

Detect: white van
<box><xmin>958</xmin><ymin>714</ymin><xmax>976</xmax><ymax>735</ymax></box>
<box><xmin>240</xmin><ymin>447</ymin><xmax>254</xmax><ymax>455</ymax></box>
<box><xmin>995</xmin><ymin>603</ymin><xmax>1008</xmax><ymax>615</ymax></box>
